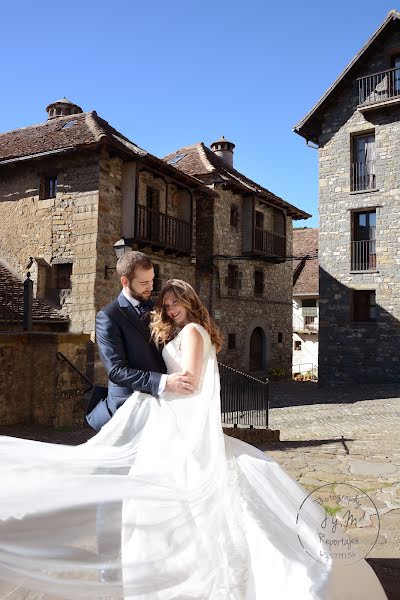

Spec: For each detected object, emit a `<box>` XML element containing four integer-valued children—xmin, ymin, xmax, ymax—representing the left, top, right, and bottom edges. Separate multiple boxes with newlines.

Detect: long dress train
<box><xmin>0</xmin><ymin>323</ymin><xmax>387</xmax><ymax>599</ymax></box>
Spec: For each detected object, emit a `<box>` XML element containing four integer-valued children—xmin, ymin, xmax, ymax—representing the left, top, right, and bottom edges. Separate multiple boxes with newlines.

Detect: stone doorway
<box><xmin>249</xmin><ymin>326</ymin><xmax>267</xmax><ymax>372</ymax></box>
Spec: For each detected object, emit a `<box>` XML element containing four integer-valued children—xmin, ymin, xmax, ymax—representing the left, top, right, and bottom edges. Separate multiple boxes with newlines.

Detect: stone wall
<box><xmin>0</xmin><ymin>153</ymin><xmax>100</xmax><ymax>334</ymax></box>
<box><xmin>199</xmin><ymin>186</ymin><xmax>293</xmax><ymax>378</ymax></box>
<box><xmin>0</xmin><ymin>332</ymin><xmax>92</xmax><ymax>427</ymax></box>
<box><xmin>318</xmin><ymin>29</ymin><xmax>400</xmax><ymax>383</ymax></box>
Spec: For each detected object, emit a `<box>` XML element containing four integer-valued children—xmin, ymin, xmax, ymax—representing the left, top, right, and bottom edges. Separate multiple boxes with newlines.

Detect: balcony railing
<box><xmin>293</xmin><ymin>314</ymin><xmax>319</xmax><ymax>333</ymax></box>
<box><xmin>254</xmin><ymin>227</ymin><xmax>286</xmax><ymax>258</ymax></box>
<box><xmin>351</xmin><ymin>240</ymin><xmax>376</xmax><ymax>271</ymax></box>
<box><xmin>358</xmin><ymin>67</ymin><xmax>400</xmax><ymax>106</ymax></box>
<box><xmin>135</xmin><ymin>204</ymin><xmax>192</xmax><ymax>254</ymax></box>
<box><xmin>350</xmin><ymin>161</ymin><xmax>376</xmax><ymax>192</ymax></box>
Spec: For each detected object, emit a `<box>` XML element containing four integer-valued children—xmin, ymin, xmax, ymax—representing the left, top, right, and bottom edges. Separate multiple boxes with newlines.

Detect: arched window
<box><xmin>249</xmin><ymin>327</ymin><xmax>266</xmax><ymax>371</ymax></box>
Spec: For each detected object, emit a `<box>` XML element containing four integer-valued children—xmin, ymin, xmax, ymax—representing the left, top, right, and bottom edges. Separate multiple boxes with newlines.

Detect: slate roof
<box><xmin>292</xmin><ymin>228</ymin><xmax>319</xmax><ymax>296</ymax></box>
<box><xmin>0</xmin><ymin>262</ymin><xmax>69</xmax><ymax>325</ymax></box>
<box><xmin>0</xmin><ymin>111</ymin><xmax>212</xmax><ymax>193</ymax></box>
<box><xmin>163</xmin><ymin>143</ymin><xmax>310</xmax><ymax>220</ymax></box>
<box><xmin>294</xmin><ymin>10</ymin><xmax>400</xmax><ymax>143</ymax></box>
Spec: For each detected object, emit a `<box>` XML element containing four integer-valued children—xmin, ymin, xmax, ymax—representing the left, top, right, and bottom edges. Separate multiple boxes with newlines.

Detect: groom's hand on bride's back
<box><xmin>165</xmin><ymin>371</ymin><xmax>196</xmax><ymax>394</ymax></box>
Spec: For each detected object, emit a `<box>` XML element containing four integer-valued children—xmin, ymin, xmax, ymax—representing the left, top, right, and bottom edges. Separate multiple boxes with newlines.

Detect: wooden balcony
<box><xmin>358</xmin><ymin>67</ymin><xmax>400</xmax><ymax>110</ymax></box>
<box><xmin>351</xmin><ymin>240</ymin><xmax>376</xmax><ymax>271</ymax></box>
<box><xmin>135</xmin><ymin>204</ymin><xmax>192</xmax><ymax>255</ymax></box>
<box><xmin>253</xmin><ymin>227</ymin><xmax>286</xmax><ymax>261</ymax></box>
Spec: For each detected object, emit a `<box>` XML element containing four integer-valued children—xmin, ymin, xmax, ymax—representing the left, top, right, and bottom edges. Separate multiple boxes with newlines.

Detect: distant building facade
<box><xmin>292</xmin><ymin>229</ymin><xmax>319</xmax><ymax>379</ymax></box>
<box><xmin>0</xmin><ymin>98</ymin><xmax>209</xmax><ymax>338</ymax></box>
<box><xmin>295</xmin><ymin>10</ymin><xmax>400</xmax><ymax>384</ymax></box>
<box><xmin>165</xmin><ymin>139</ymin><xmax>309</xmax><ymax>378</ymax></box>
<box><xmin>0</xmin><ymin>100</ymin><xmax>309</xmax><ymax>383</ymax></box>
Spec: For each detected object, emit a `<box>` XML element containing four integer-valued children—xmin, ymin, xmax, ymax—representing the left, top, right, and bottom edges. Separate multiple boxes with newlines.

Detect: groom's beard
<box><xmin>125</xmin><ymin>282</ymin><xmax>152</xmax><ymax>303</ymax></box>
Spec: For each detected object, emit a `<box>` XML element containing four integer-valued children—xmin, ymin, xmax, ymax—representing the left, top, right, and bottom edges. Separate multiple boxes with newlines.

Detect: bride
<box><xmin>0</xmin><ymin>280</ymin><xmax>387</xmax><ymax>599</ymax></box>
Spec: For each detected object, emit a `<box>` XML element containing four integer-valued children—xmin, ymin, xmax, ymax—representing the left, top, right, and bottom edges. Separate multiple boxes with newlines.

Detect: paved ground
<box><xmin>0</xmin><ymin>381</ymin><xmax>399</xmax><ymax>598</ymax></box>
<box><xmin>265</xmin><ymin>382</ymin><xmax>400</xmax><ymax>599</ymax></box>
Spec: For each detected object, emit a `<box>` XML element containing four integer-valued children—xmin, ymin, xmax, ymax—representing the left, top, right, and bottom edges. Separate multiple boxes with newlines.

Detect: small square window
<box><xmin>40</xmin><ymin>175</ymin><xmax>58</xmax><ymax>199</ymax></box>
<box><xmin>294</xmin><ymin>340</ymin><xmax>302</xmax><ymax>351</ymax></box>
<box><xmin>228</xmin><ymin>334</ymin><xmax>236</xmax><ymax>350</ymax></box>
<box><xmin>353</xmin><ymin>290</ymin><xmax>376</xmax><ymax>322</ymax></box>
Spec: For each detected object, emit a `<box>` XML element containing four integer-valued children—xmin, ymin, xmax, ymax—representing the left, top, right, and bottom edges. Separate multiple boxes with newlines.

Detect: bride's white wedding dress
<box><xmin>0</xmin><ymin>324</ymin><xmax>387</xmax><ymax>599</ymax></box>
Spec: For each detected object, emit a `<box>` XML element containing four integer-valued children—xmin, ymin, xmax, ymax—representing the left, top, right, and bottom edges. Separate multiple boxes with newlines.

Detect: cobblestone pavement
<box><xmin>265</xmin><ymin>382</ymin><xmax>400</xmax><ymax>599</ymax></box>
<box><xmin>0</xmin><ymin>382</ymin><xmax>399</xmax><ymax>598</ymax></box>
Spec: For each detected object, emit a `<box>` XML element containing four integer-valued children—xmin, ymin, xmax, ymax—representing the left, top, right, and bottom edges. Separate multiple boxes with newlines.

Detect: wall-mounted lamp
<box><xmin>104</xmin><ymin>238</ymin><xmax>133</xmax><ymax>278</ymax></box>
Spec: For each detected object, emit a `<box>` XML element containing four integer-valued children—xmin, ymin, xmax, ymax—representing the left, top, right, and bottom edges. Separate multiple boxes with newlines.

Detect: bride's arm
<box><xmin>180</xmin><ymin>326</ymin><xmax>204</xmax><ymax>390</ymax></box>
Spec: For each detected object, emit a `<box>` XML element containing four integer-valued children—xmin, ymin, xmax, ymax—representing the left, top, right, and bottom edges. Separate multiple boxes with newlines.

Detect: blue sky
<box><xmin>1</xmin><ymin>1</ymin><xmax>397</xmax><ymax>227</ymax></box>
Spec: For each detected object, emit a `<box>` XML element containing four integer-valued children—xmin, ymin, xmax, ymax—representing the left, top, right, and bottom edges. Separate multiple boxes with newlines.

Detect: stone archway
<box><xmin>244</xmin><ymin>319</ymin><xmax>270</xmax><ymax>376</ymax></box>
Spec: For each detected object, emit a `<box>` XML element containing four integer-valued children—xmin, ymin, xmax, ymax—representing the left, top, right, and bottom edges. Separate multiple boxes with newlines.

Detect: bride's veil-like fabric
<box><xmin>0</xmin><ymin>324</ymin><xmax>388</xmax><ymax>600</ymax></box>
<box><xmin>0</xmin><ymin>327</ymin><xmax>241</xmax><ymax>599</ymax></box>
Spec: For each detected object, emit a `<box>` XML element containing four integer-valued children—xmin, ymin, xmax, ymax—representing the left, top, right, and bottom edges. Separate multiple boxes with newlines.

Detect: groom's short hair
<box><xmin>116</xmin><ymin>251</ymin><xmax>153</xmax><ymax>280</ymax></box>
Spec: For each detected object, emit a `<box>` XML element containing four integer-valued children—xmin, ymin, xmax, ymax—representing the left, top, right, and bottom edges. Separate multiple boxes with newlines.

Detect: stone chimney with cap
<box><xmin>210</xmin><ymin>136</ymin><xmax>235</xmax><ymax>167</ymax></box>
<box><xmin>46</xmin><ymin>98</ymin><xmax>83</xmax><ymax>120</ymax></box>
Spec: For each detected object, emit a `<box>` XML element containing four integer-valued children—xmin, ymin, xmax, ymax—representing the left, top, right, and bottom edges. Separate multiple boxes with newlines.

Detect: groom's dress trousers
<box><xmin>87</xmin><ymin>290</ymin><xmax>167</xmax><ymax>432</ymax></box>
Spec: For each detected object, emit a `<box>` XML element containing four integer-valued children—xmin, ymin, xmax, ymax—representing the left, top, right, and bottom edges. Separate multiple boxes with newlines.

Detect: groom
<box><xmin>86</xmin><ymin>250</ymin><xmax>195</xmax><ymax>431</ymax></box>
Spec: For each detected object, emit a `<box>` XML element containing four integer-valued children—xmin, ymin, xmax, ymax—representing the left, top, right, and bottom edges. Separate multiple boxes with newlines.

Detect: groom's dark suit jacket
<box><xmin>86</xmin><ymin>291</ymin><xmax>167</xmax><ymax>432</ymax></box>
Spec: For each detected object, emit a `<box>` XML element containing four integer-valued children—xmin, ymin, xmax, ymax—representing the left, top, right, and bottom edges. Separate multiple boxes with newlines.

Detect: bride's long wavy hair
<box><xmin>150</xmin><ymin>279</ymin><xmax>223</xmax><ymax>353</ymax></box>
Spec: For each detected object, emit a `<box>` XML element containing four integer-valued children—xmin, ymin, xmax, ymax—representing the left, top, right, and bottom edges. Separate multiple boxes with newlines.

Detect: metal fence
<box><xmin>292</xmin><ymin>363</ymin><xmax>318</xmax><ymax>380</ymax></box>
<box><xmin>350</xmin><ymin>161</ymin><xmax>376</xmax><ymax>191</ymax></box>
<box><xmin>219</xmin><ymin>362</ymin><xmax>269</xmax><ymax>428</ymax></box>
<box><xmin>0</xmin><ymin>273</ymin><xmax>33</xmax><ymax>331</ymax></box>
<box><xmin>351</xmin><ymin>240</ymin><xmax>376</xmax><ymax>271</ymax></box>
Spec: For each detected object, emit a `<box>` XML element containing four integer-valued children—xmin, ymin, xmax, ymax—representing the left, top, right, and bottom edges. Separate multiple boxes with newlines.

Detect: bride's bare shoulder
<box><xmin>181</xmin><ymin>322</ymin><xmax>208</xmax><ymax>338</ymax></box>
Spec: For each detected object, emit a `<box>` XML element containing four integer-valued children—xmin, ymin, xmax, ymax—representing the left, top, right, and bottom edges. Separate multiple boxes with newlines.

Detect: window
<box><xmin>254</xmin><ymin>269</ymin><xmax>264</xmax><ymax>296</ymax></box>
<box><xmin>277</xmin><ymin>332</ymin><xmax>283</xmax><ymax>344</ymax></box>
<box><xmin>40</xmin><ymin>175</ymin><xmax>58</xmax><ymax>199</ymax></box>
<box><xmin>294</xmin><ymin>340</ymin><xmax>302</xmax><ymax>351</ymax></box>
<box><xmin>255</xmin><ymin>211</ymin><xmax>264</xmax><ymax>229</ymax></box>
<box><xmin>146</xmin><ymin>186</ymin><xmax>160</xmax><ymax>210</ymax></box>
<box><xmin>302</xmin><ymin>299</ymin><xmax>317</xmax><ymax>308</ymax></box>
<box><xmin>228</xmin><ymin>334</ymin><xmax>236</xmax><ymax>350</ymax></box>
<box><xmin>351</xmin><ymin>210</ymin><xmax>376</xmax><ymax>270</ymax></box>
<box><xmin>153</xmin><ymin>264</ymin><xmax>161</xmax><ymax>293</ymax></box>
<box><xmin>55</xmin><ymin>263</ymin><xmax>72</xmax><ymax>289</ymax></box>
<box><xmin>146</xmin><ymin>186</ymin><xmax>160</xmax><ymax>241</ymax></box>
<box><xmin>273</xmin><ymin>209</ymin><xmax>285</xmax><ymax>236</ymax></box>
<box><xmin>230</xmin><ymin>205</ymin><xmax>239</xmax><ymax>227</ymax></box>
<box><xmin>353</xmin><ymin>290</ymin><xmax>376</xmax><ymax>322</ymax></box>
<box><xmin>351</xmin><ymin>133</ymin><xmax>376</xmax><ymax>191</ymax></box>
<box><xmin>227</xmin><ymin>265</ymin><xmax>240</xmax><ymax>290</ymax></box>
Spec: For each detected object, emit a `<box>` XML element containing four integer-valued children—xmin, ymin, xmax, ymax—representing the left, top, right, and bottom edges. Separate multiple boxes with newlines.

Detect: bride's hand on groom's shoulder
<box><xmin>166</xmin><ymin>370</ymin><xmax>196</xmax><ymax>394</ymax></box>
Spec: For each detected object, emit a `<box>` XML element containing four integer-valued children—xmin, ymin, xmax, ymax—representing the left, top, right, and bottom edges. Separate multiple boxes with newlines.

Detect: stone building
<box><xmin>0</xmin><ymin>98</ymin><xmax>211</xmax><ymax>338</ymax></box>
<box><xmin>294</xmin><ymin>10</ymin><xmax>400</xmax><ymax>384</ymax></box>
<box><xmin>164</xmin><ymin>139</ymin><xmax>309</xmax><ymax>378</ymax></box>
<box><xmin>292</xmin><ymin>228</ymin><xmax>319</xmax><ymax>379</ymax></box>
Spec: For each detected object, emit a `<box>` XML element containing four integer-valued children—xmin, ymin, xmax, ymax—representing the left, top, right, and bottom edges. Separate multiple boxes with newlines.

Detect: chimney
<box><xmin>210</xmin><ymin>136</ymin><xmax>235</xmax><ymax>167</ymax></box>
<box><xmin>46</xmin><ymin>98</ymin><xmax>83</xmax><ymax>120</ymax></box>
